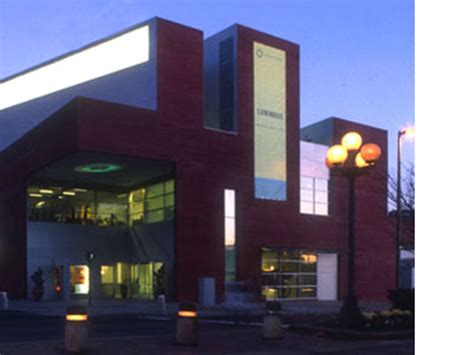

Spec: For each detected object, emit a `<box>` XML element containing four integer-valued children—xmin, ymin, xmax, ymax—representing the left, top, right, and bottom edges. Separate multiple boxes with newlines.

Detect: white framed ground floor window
<box><xmin>261</xmin><ymin>248</ymin><xmax>338</xmax><ymax>300</ymax></box>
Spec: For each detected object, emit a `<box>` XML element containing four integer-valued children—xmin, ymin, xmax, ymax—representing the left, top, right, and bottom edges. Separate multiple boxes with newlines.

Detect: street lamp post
<box><xmin>326</xmin><ymin>132</ymin><xmax>382</xmax><ymax>327</ymax></box>
<box><xmin>396</xmin><ymin>127</ymin><xmax>415</xmax><ymax>288</ymax></box>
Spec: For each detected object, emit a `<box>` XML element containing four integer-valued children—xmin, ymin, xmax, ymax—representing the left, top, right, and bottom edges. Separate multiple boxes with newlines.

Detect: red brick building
<box><xmin>0</xmin><ymin>18</ymin><xmax>394</xmax><ymax>302</ymax></box>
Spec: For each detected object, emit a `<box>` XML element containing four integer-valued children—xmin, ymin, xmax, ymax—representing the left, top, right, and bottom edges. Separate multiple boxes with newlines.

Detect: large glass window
<box><xmin>27</xmin><ymin>179</ymin><xmax>175</xmax><ymax>227</ymax></box>
<box><xmin>143</xmin><ymin>179</ymin><xmax>175</xmax><ymax>224</ymax></box>
<box><xmin>112</xmin><ymin>262</ymin><xmax>164</xmax><ymax>300</ymax></box>
<box><xmin>300</xmin><ymin>176</ymin><xmax>329</xmax><ymax>216</ymax></box>
<box><xmin>300</xmin><ymin>141</ymin><xmax>330</xmax><ymax>216</ymax></box>
<box><xmin>261</xmin><ymin>248</ymin><xmax>318</xmax><ymax>300</ymax></box>
<box><xmin>28</xmin><ymin>187</ymin><xmax>128</xmax><ymax>226</ymax></box>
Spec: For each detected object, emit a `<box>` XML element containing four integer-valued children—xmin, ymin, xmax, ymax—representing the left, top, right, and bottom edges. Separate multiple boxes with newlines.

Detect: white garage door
<box><xmin>317</xmin><ymin>253</ymin><xmax>338</xmax><ymax>300</ymax></box>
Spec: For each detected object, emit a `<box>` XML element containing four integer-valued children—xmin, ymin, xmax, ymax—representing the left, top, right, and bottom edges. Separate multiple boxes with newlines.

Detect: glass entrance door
<box><xmin>100</xmin><ymin>265</ymin><xmax>115</xmax><ymax>298</ymax></box>
<box><xmin>109</xmin><ymin>262</ymin><xmax>164</xmax><ymax>300</ymax></box>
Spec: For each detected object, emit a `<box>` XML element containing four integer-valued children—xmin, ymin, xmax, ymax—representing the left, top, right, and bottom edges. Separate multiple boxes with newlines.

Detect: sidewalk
<box><xmin>6</xmin><ymin>298</ymin><xmax>391</xmax><ymax>317</ymax></box>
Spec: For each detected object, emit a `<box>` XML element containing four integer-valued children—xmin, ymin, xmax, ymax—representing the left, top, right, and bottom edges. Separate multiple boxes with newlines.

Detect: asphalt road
<box><xmin>0</xmin><ymin>311</ymin><xmax>414</xmax><ymax>354</ymax></box>
<box><xmin>0</xmin><ymin>311</ymin><xmax>255</xmax><ymax>343</ymax></box>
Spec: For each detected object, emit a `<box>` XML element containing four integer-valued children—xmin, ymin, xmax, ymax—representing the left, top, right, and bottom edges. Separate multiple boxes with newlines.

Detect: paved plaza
<box><xmin>0</xmin><ymin>299</ymin><xmax>413</xmax><ymax>355</ymax></box>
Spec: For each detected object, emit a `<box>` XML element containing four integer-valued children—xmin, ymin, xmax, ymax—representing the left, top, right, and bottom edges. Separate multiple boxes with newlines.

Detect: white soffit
<box><xmin>0</xmin><ymin>25</ymin><xmax>150</xmax><ymax>110</ymax></box>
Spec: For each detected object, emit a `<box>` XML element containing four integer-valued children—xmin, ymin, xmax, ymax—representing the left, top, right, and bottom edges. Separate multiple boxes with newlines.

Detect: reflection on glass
<box><xmin>225</xmin><ymin>190</ymin><xmax>235</xmax><ymax>217</ymax></box>
<box><xmin>315</xmin><ymin>191</ymin><xmax>328</xmax><ymax>203</ymax></box>
<box><xmin>300</xmin><ymin>201</ymin><xmax>313</xmax><ymax>214</ymax></box>
<box><xmin>225</xmin><ymin>218</ymin><xmax>235</xmax><ymax>246</ymax></box>
<box><xmin>225</xmin><ymin>189</ymin><xmax>236</xmax><ymax>281</ymax></box>
<box><xmin>300</xmin><ymin>176</ymin><xmax>314</xmax><ymax>190</ymax></box>
<box><xmin>315</xmin><ymin>179</ymin><xmax>328</xmax><ymax>191</ymax></box>
<box><xmin>113</xmin><ymin>262</ymin><xmax>164</xmax><ymax>300</ymax></box>
<box><xmin>315</xmin><ymin>203</ymin><xmax>328</xmax><ymax>216</ymax></box>
<box><xmin>261</xmin><ymin>248</ymin><xmax>319</xmax><ymax>300</ymax></box>
<box><xmin>300</xmin><ymin>287</ymin><xmax>316</xmax><ymax>298</ymax></box>
<box><xmin>300</xmin><ymin>141</ymin><xmax>330</xmax><ymax>216</ymax></box>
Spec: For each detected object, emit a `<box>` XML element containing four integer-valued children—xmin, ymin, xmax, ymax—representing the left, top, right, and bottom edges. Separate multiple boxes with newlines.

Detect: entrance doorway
<box><xmin>100</xmin><ymin>262</ymin><xmax>164</xmax><ymax>299</ymax></box>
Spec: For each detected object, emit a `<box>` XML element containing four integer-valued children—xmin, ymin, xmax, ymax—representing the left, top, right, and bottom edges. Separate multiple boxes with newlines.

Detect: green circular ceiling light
<box><xmin>74</xmin><ymin>163</ymin><xmax>123</xmax><ymax>174</ymax></box>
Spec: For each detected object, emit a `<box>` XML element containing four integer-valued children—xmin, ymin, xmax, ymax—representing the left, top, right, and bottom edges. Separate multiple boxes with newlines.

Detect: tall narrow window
<box><xmin>225</xmin><ymin>189</ymin><xmax>236</xmax><ymax>281</ymax></box>
<box><xmin>219</xmin><ymin>38</ymin><xmax>236</xmax><ymax>131</ymax></box>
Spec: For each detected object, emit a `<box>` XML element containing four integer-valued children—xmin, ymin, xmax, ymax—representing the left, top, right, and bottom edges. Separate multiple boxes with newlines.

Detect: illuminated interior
<box><xmin>70</xmin><ymin>265</ymin><xmax>89</xmax><ymax>295</ymax></box>
<box><xmin>27</xmin><ymin>179</ymin><xmax>175</xmax><ymax>227</ymax></box>
<box><xmin>27</xmin><ymin>151</ymin><xmax>175</xmax><ymax>227</ymax></box>
<box><xmin>0</xmin><ymin>26</ymin><xmax>150</xmax><ymax>110</ymax></box>
<box><xmin>111</xmin><ymin>262</ymin><xmax>164</xmax><ymax>299</ymax></box>
<box><xmin>261</xmin><ymin>248</ymin><xmax>318</xmax><ymax>300</ymax></box>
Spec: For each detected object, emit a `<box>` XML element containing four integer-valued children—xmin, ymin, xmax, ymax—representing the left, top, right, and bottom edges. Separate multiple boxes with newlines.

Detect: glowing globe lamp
<box><xmin>355</xmin><ymin>152</ymin><xmax>369</xmax><ymax>168</ymax></box>
<box><xmin>326</xmin><ymin>145</ymin><xmax>348</xmax><ymax>167</ymax></box>
<box><xmin>403</xmin><ymin>127</ymin><xmax>416</xmax><ymax>139</ymax></box>
<box><xmin>341</xmin><ymin>132</ymin><xmax>363</xmax><ymax>151</ymax></box>
<box><xmin>360</xmin><ymin>143</ymin><xmax>381</xmax><ymax>164</ymax></box>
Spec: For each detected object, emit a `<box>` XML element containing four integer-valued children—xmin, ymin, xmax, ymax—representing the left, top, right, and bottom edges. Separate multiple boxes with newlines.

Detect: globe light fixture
<box><xmin>326</xmin><ymin>144</ymin><xmax>348</xmax><ymax>166</ymax></box>
<box><xmin>360</xmin><ymin>143</ymin><xmax>382</xmax><ymax>164</ymax></box>
<box><xmin>341</xmin><ymin>132</ymin><xmax>363</xmax><ymax>151</ymax></box>
<box><xmin>402</xmin><ymin>126</ymin><xmax>416</xmax><ymax>140</ymax></box>
<box><xmin>355</xmin><ymin>153</ymin><xmax>369</xmax><ymax>168</ymax></box>
<box><xmin>325</xmin><ymin>131</ymin><xmax>381</xmax><ymax>327</ymax></box>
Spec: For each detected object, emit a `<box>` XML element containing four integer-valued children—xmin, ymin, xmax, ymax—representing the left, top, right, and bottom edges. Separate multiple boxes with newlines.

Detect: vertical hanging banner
<box><xmin>254</xmin><ymin>42</ymin><xmax>287</xmax><ymax>200</ymax></box>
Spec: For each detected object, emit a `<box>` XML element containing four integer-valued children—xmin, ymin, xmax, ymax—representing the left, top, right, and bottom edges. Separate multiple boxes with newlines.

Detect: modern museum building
<box><xmin>0</xmin><ymin>17</ymin><xmax>393</xmax><ymax>303</ymax></box>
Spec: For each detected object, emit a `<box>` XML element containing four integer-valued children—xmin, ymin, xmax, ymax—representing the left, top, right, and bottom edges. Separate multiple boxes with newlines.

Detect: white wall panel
<box><xmin>317</xmin><ymin>253</ymin><xmax>338</xmax><ymax>300</ymax></box>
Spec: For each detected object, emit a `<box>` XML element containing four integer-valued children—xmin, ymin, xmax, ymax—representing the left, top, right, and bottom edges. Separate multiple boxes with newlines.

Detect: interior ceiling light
<box><xmin>63</xmin><ymin>191</ymin><xmax>76</xmax><ymax>196</ymax></box>
<box><xmin>39</xmin><ymin>189</ymin><xmax>54</xmax><ymax>194</ymax></box>
<box><xmin>35</xmin><ymin>201</ymin><xmax>46</xmax><ymax>208</ymax></box>
<box><xmin>74</xmin><ymin>163</ymin><xmax>123</xmax><ymax>174</ymax></box>
<box><xmin>73</xmin><ymin>188</ymin><xmax>88</xmax><ymax>192</ymax></box>
<box><xmin>29</xmin><ymin>193</ymin><xmax>42</xmax><ymax>198</ymax></box>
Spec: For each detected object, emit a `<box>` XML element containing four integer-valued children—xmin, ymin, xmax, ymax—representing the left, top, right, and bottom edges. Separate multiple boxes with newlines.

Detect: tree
<box><xmin>387</xmin><ymin>163</ymin><xmax>415</xmax><ymax>252</ymax></box>
<box><xmin>388</xmin><ymin>162</ymin><xmax>415</xmax><ymax>214</ymax></box>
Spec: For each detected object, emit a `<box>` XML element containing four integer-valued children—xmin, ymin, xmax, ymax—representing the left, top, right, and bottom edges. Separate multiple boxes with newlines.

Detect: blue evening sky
<box><xmin>0</xmin><ymin>0</ymin><xmax>414</xmax><ymax>179</ymax></box>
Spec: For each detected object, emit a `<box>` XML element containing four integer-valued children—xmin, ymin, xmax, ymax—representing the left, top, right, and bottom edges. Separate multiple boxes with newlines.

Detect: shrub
<box><xmin>388</xmin><ymin>288</ymin><xmax>415</xmax><ymax>313</ymax></box>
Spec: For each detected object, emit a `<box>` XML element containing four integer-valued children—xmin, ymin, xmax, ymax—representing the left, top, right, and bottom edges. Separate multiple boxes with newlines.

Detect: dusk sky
<box><xmin>0</xmin><ymin>0</ymin><xmax>414</xmax><ymax>179</ymax></box>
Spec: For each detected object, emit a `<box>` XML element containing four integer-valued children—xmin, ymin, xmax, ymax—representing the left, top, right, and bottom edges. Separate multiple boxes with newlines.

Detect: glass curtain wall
<box><xmin>27</xmin><ymin>179</ymin><xmax>175</xmax><ymax>227</ymax></box>
<box><xmin>111</xmin><ymin>262</ymin><xmax>163</xmax><ymax>299</ymax></box>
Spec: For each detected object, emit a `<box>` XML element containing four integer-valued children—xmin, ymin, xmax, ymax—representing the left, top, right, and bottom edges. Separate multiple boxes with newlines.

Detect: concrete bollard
<box><xmin>176</xmin><ymin>302</ymin><xmax>198</xmax><ymax>346</ymax></box>
<box><xmin>157</xmin><ymin>294</ymin><xmax>167</xmax><ymax>315</ymax></box>
<box><xmin>262</xmin><ymin>301</ymin><xmax>283</xmax><ymax>339</ymax></box>
<box><xmin>65</xmin><ymin>305</ymin><xmax>89</xmax><ymax>352</ymax></box>
<box><xmin>0</xmin><ymin>292</ymin><xmax>8</xmax><ymax>310</ymax></box>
